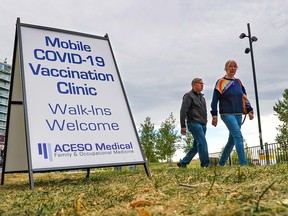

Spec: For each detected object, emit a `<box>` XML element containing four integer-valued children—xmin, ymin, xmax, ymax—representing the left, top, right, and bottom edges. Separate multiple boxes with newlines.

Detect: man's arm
<box><xmin>180</xmin><ymin>93</ymin><xmax>191</xmax><ymax>134</ymax></box>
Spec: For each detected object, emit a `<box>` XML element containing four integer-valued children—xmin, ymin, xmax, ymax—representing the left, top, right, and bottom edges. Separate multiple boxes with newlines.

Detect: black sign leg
<box><xmin>144</xmin><ymin>162</ymin><xmax>151</xmax><ymax>178</ymax></box>
<box><xmin>86</xmin><ymin>168</ymin><xmax>90</xmax><ymax>178</ymax></box>
<box><xmin>28</xmin><ymin>169</ymin><xmax>34</xmax><ymax>190</ymax></box>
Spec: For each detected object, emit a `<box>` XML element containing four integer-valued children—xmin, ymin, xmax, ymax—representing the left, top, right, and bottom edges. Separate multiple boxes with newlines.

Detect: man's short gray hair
<box><xmin>191</xmin><ymin>78</ymin><xmax>203</xmax><ymax>86</ymax></box>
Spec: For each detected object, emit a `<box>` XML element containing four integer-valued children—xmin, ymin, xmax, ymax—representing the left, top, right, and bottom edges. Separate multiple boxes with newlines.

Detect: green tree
<box><xmin>155</xmin><ymin>113</ymin><xmax>180</xmax><ymax>164</ymax></box>
<box><xmin>179</xmin><ymin>129</ymin><xmax>194</xmax><ymax>154</ymax></box>
<box><xmin>273</xmin><ymin>89</ymin><xmax>288</xmax><ymax>151</ymax></box>
<box><xmin>138</xmin><ymin>117</ymin><xmax>158</xmax><ymax>163</ymax></box>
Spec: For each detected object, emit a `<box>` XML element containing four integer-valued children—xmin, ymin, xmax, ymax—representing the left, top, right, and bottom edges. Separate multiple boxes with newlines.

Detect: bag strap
<box><xmin>241</xmin><ymin>114</ymin><xmax>247</xmax><ymax>125</ymax></box>
<box><xmin>237</xmin><ymin>79</ymin><xmax>248</xmax><ymax>125</ymax></box>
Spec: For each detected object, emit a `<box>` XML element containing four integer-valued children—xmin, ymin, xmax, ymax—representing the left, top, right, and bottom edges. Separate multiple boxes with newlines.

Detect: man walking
<box><xmin>178</xmin><ymin>78</ymin><xmax>210</xmax><ymax>168</ymax></box>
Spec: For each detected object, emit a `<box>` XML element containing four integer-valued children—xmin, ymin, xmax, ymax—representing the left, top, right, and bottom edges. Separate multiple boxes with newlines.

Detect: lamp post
<box><xmin>239</xmin><ymin>23</ymin><xmax>264</xmax><ymax>150</ymax></box>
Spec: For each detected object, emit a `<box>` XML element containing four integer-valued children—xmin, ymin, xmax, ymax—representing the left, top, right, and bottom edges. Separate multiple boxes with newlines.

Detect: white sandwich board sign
<box><xmin>2</xmin><ymin>18</ymin><xmax>150</xmax><ymax>189</ymax></box>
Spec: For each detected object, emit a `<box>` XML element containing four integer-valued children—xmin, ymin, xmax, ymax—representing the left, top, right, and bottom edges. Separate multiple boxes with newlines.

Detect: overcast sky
<box><xmin>1</xmin><ymin>0</ymin><xmax>287</xmax><ymax>159</ymax></box>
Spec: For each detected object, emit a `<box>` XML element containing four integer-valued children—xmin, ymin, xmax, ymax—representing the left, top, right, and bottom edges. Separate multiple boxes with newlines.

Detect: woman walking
<box><xmin>211</xmin><ymin>60</ymin><xmax>254</xmax><ymax>166</ymax></box>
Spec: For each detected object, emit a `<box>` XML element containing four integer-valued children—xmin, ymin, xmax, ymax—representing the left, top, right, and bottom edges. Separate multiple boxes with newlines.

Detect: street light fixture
<box><xmin>239</xmin><ymin>33</ymin><xmax>247</xmax><ymax>39</ymax></box>
<box><xmin>239</xmin><ymin>23</ymin><xmax>263</xmax><ymax>150</ymax></box>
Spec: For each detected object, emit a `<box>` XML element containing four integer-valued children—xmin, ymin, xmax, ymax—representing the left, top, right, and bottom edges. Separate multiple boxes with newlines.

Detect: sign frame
<box><xmin>1</xmin><ymin>18</ymin><xmax>150</xmax><ymax>189</ymax></box>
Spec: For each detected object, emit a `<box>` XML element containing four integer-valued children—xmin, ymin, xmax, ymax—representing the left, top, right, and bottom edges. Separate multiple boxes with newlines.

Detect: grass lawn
<box><xmin>0</xmin><ymin>162</ymin><xmax>287</xmax><ymax>215</ymax></box>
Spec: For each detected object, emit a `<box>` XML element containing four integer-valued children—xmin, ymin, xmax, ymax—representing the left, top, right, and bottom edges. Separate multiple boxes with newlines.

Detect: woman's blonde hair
<box><xmin>224</xmin><ymin>60</ymin><xmax>238</xmax><ymax>71</ymax></box>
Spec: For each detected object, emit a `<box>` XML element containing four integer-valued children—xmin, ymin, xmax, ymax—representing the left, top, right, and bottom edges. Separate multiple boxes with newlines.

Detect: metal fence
<box><xmin>209</xmin><ymin>142</ymin><xmax>288</xmax><ymax>166</ymax></box>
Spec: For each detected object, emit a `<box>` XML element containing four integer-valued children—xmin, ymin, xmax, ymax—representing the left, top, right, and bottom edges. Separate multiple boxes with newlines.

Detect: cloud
<box><xmin>1</xmin><ymin>0</ymin><xmax>287</xmax><ymax>153</ymax></box>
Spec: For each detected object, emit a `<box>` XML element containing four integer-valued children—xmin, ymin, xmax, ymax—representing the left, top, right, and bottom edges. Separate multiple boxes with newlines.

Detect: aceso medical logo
<box><xmin>38</xmin><ymin>143</ymin><xmax>53</xmax><ymax>162</ymax></box>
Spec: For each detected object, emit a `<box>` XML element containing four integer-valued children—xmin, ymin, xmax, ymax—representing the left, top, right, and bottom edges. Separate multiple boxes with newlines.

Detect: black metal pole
<box><xmin>247</xmin><ymin>23</ymin><xmax>264</xmax><ymax>150</ymax></box>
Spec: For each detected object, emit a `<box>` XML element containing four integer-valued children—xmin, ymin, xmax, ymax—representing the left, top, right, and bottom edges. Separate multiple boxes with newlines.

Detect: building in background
<box><xmin>0</xmin><ymin>59</ymin><xmax>12</xmax><ymax>153</ymax></box>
